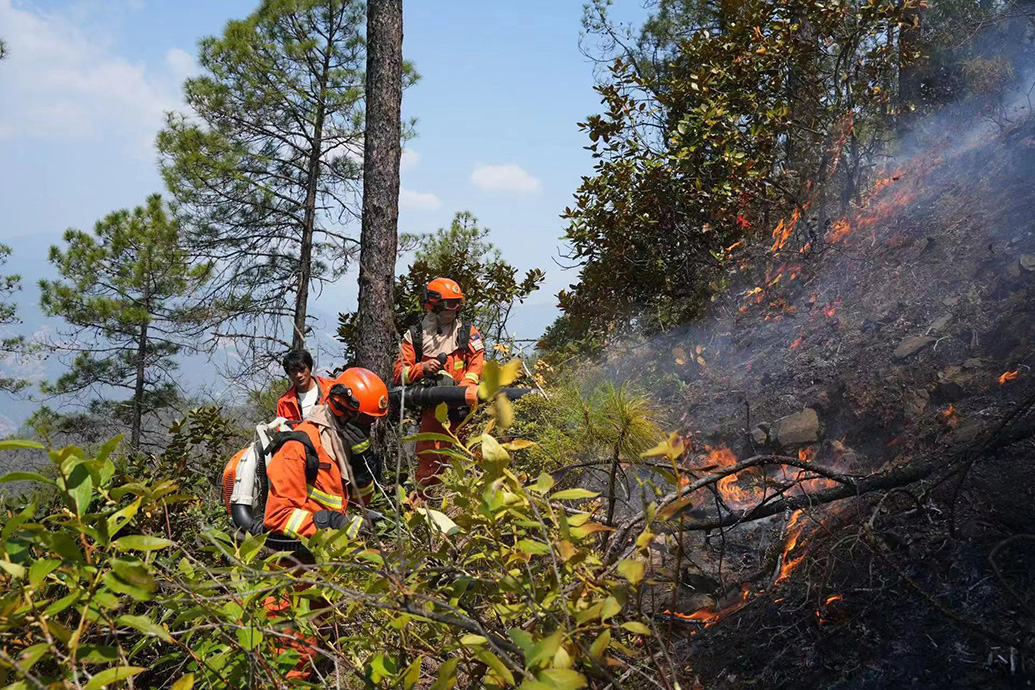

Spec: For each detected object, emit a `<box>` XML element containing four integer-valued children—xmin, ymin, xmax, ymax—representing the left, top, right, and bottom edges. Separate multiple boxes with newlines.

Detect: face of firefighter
<box><xmin>288</xmin><ymin>365</ymin><xmax>314</xmax><ymax>392</ymax></box>
<box><xmin>436</xmin><ymin>300</ymin><xmax>460</xmax><ymax>326</ymax></box>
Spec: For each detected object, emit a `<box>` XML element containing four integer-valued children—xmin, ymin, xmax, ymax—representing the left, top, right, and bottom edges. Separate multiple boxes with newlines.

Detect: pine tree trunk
<box><xmin>292</xmin><ymin>37</ymin><xmax>334</xmax><ymax>351</ymax></box>
<box><xmin>355</xmin><ymin>0</ymin><xmax>402</xmax><ymax>379</ymax></box>
<box><xmin>131</xmin><ymin>318</ymin><xmax>148</xmax><ymax>450</ymax></box>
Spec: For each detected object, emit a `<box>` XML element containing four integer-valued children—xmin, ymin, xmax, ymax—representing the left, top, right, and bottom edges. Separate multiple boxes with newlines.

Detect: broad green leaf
<box><xmin>589</xmin><ymin>629</ymin><xmax>611</xmax><ymax>660</ymax></box>
<box><xmin>429</xmin><ymin>657</ymin><xmax>459</xmax><ymax>690</ymax></box>
<box><xmin>117</xmin><ymin>614</ymin><xmax>173</xmax><ymax>643</ymax></box>
<box><xmin>551</xmin><ymin>488</ymin><xmax>599</xmax><ymax>501</ymax></box>
<box><xmin>106</xmin><ymin>498</ymin><xmax>142</xmax><ymax>539</ymax></box>
<box><xmin>101</xmin><ymin>572</ymin><xmax>152</xmax><ymax>602</ymax></box>
<box><xmin>498</xmin><ymin>359</ymin><xmax>522</xmax><ymax>387</ymax></box>
<box><xmin>532</xmin><ymin>473</ymin><xmax>554</xmax><ymax>494</ymax></box>
<box><xmin>601</xmin><ymin>595</ymin><xmax>622</xmax><ymax>621</ymax></box>
<box><xmin>525</xmin><ymin>630</ymin><xmax>563</xmax><ymax>668</ymax></box>
<box><xmin>459</xmin><ymin>634</ymin><xmax>487</xmax><ymax>647</ymax></box>
<box><xmin>620</xmin><ymin>621</ymin><xmax>652</xmax><ymax>635</ymax></box>
<box><xmin>28</xmin><ymin>559</ymin><xmax>61</xmax><ymax>587</ymax></box>
<box><xmin>480</xmin><ymin>435</ymin><xmax>510</xmax><ymax>464</ymax></box>
<box><xmin>517</xmin><ymin>539</ymin><xmax>550</xmax><ymax>556</ymax></box>
<box><xmin>435</xmin><ymin>402</ymin><xmax>450</xmax><ymax>427</ymax></box>
<box><xmin>494</xmin><ymin>393</ymin><xmax>514</xmax><ymax>429</ymax></box>
<box><xmin>617</xmin><ymin>559</ymin><xmax>646</xmax><ymax>584</ymax></box>
<box><xmin>475</xmin><ymin>650</ymin><xmax>515</xmax><ymax>686</ymax></box>
<box><xmin>569</xmin><ymin>523</ymin><xmax>613</xmax><ymax>540</ymax></box>
<box><xmin>537</xmin><ymin>668</ymin><xmax>587</xmax><ymax>690</ymax></box>
<box><xmin>0</xmin><ymin>559</ymin><xmax>26</xmax><ymax>579</ymax></box>
<box><xmin>417</xmin><ymin>508</ymin><xmax>461</xmax><ymax>536</ymax></box>
<box><xmin>111</xmin><ymin>559</ymin><xmax>155</xmax><ymax>593</ymax></box>
<box><xmin>83</xmin><ymin>666</ymin><xmax>146</xmax><ymax>690</ymax></box>
<box><xmin>502</xmin><ymin>439</ymin><xmax>536</xmax><ymax>452</ymax></box>
<box><xmin>236</xmin><ymin>626</ymin><xmax>262</xmax><ymax>651</ymax></box>
<box><xmin>402</xmin><ymin>655</ymin><xmax>422</xmax><ymax>690</ymax></box>
<box><xmin>171</xmin><ymin>674</ymin><xmax>195</xmax><ymax>690</ymax></box>
<box><xmin>17</xmin><ymin>643</ymin><xmax>51</xmax><ymax>670</ymax></box>
<box><xmin>113</xmin><ymin>535</ymin><xmax>175</xmax><ymax>552</ymax></box>
<box><xmin>0</xmin><ymin>439</ymin><xmax>44</xmax><ymax>451</ymax></box>
<box><xmin>507</xmin><ymin>628</ymin><xmax>534</xmax><ymax>655</ymax></box>
<box><xmin>63</xmin><ymin>463</ymin><xmax>93</xmax><ymax>516</ymax></box>
<box><xmin>0</xmin><ymin>472</ymin><xmax>55</xmax><ymax>486</ymax></box>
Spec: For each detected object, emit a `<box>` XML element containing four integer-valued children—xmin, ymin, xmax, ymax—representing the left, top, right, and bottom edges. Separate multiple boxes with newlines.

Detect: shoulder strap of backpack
<box><xmin>457</xmin><ymin>320</ymin><xmax>470</xmax><ymax>352</ymax></box>
<box><xmin>409</xmin><ymin>323</ymin><xmax>423</xmax><ymax>361</ymax></box>
<box><xmin>266</xmin><ymin>430</ymin><xmax>321</xmax><ymax>485</ymax></box>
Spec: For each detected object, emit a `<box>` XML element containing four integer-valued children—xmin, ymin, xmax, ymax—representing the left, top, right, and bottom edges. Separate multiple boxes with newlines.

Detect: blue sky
<box><xmin>0</xmin><ymin>0</ymin><xmax>646</xmax><ymax>430</ymax></box>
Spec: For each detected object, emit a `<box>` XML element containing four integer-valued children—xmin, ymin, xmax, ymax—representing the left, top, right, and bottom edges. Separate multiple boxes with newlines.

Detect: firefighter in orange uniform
<box><xmin>261</xmin><ymin>367</ymin><xmax>388</xmax><ymax>679</ymax></box>
<box><xmin>393</xmin><ymin>277</ymin><xmax>484</xmax><ymax>488</ymax></box>
<box><xmin>264</xmin><ymin>366</ymin><xmax>388</xmax><ymax>537</ymax></box>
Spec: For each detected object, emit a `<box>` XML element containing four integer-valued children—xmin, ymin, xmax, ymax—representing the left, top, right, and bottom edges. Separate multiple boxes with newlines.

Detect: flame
<box><xmin>770</xmin><ymin>207</ymin><xmax>801</xmax><ymax>252</ymax></box>
<box><xmin>798</xmin><ymin>447</ymin><xmax>815</xmax><ymax>462</ymax></box>
<box><xmin>790</xmin><ymin>336</ymin><xmax>803</xmax><ymax>349</ymax></box>
<box><xmin>824</xmin><ymin>594</ymin><xmax>843</xmax><ymax>605</ymax></box>
<box><xmin>662</xmin><ymin>585</ymin><xmax>752</xmax><ymax>627</ymax></box>
<box><xmin>941</xmin><ymin>404</ymin><xmax>954</xmax><ymax>419</ymax></box>
<box><xmin>707</xmin><ymin>447</ymin><xmax>758</xmax><ymax>507</ymax></box>
<box><xmin>774</xmin><ymin>510</ymin><xmax>807</xmax><ymax>585</ymax></box>
<box><xmin>827</xmin><ymin>218</ymin><xmax>852</xmax><ymax>243</ymax></box>
<box><xmin>999</xmin><ymin>370</ymin><xmax>1019</xmax><ymax>385</ymax></box>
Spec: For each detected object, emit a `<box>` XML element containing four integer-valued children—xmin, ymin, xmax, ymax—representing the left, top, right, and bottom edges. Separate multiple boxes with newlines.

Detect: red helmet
<box><xmin>423</xmin><ymin>277</ymin><xmax>464</xmax><ymax>311</ymax></box>
<box><xmin>327</xmin><ymin>367</ymin><xmax>389</xmax><ymax>418</ymax></box>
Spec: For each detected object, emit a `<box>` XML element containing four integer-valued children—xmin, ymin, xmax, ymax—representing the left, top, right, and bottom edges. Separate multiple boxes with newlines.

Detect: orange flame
<box><xmin>774</xmin><ymin>510</ymin><xmax>807</xmax><ymax>585</ymax></box>
<box><xmin>790</xmin><ymin>336</ymin><xmax>803</xmax><ymax>350</ymax></box>
<box><xmin>798</xmin><ymin>447</ymin><xmax>815</xmax><ymax>463</ymax></box>
<box><xmin>999</xmin><ymin>370</ymin><xmax>1019</xmax><ymax>385</ymax></box>
<box><xmin>707</xmin><ymin>448</ymin><xmax>758</xmax><ymax>506</ymax></box>
<box><xmin>770</xmin><ymin>207</ymin><xmax>801</xmax><ymax>253</ymax></box>
<box><xmin>662</xmin><ymin>585</ymin><xmax>752</xmax><ymax>627</ymax></box>
<box><xmin>941</xmin><ymin>404</ymin><xmax>955</xmax><ymax>419</ymax></box>
<box><xmin>824</xmin><ymin>594</ymin><xmax>843</xmax><ymax>605</ymax></box>
<box><xmin>826</xmin><ymin>218</ymin><xmax>852</xmax><ymax>244</ymax></box>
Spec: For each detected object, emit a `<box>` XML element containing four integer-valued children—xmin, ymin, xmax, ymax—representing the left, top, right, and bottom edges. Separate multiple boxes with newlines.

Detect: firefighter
<box><xmin>264</xmin><ymin>366</ymin><xmax>388</xmax><ymax>538</ymax></box>
<box><xmin>261</xmin><ymin>367</ymin><xmax>387</xmax><ymax>680</ymax></box>
<box><xmin>393</xmin><ymin>277</ymin><xmax>484</xmax><ymax>488</ymax></box>
<box><xmin>276</xmin><ymin>349</ymin><xmax>335</xmax><ymax>421</ymax></box>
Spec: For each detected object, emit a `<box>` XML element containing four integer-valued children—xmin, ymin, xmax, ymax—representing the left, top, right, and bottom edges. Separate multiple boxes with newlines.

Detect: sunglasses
<box><xmin>439</xmin><ymin>299</ymin><xmax>461</xmax><ymax>310</ymax></box>
<box><xmin>327</xmin><ymin>383</ymin><xmax>360</xmax><ymax>413</ymax></box>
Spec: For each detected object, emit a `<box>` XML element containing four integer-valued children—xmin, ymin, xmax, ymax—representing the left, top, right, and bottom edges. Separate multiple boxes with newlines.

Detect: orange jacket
<box><xmin>276</xmin><ymin>376</ymin><xmax>334</xmax><ymax>421</ymax></box>
<box><xmin>263</xmin><ymin>421</ymin><xmax>348</xmax><ymax>539</ymax></box>
<box><xmin>393</xmin><ymin>321</ymin><xmax>485</xmax><ymax>388</ymax></box>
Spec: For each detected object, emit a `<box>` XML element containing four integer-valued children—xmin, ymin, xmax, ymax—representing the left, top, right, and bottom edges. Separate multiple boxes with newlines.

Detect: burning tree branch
<box><xmin>607</xmin><ymin>395</ymin><xmax>1035</xmax><ymax>565</ymax></box>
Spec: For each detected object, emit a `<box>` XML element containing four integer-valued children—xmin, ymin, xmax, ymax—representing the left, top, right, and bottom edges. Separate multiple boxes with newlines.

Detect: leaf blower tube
<box><xmin>388</xmin><ymin>385</ymin><xmax>536</xmax><ymax>410</ymax></box>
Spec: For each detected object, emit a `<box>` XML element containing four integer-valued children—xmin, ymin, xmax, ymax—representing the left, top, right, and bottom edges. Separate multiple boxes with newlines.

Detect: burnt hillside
<box><xmin>612</xmin><ymin>114</ymin><xmax>1035</xmax><ymax>687</ymax></box>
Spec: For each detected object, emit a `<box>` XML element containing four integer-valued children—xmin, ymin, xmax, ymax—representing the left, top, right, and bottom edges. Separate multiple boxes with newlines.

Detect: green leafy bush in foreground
<box><xmin>0</xmin><ymin>363</ymin><xmax>668</xmax><ymax>689</ymax></box>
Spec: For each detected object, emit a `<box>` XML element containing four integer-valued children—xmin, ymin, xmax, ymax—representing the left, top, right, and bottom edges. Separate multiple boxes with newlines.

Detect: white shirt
<box><xmin>298</xmin><ymin>384</ymin><xmax>321</xmax><ymax>419</ymax></box>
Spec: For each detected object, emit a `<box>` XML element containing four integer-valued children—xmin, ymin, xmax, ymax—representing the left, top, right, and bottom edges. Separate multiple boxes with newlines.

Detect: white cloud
<box><xmin>400</xmin><ymin>148</ymin><xmax>420</xmax><ymax>172</ymax></box>
<box><xmin>164</xmin><ymin>47</ymin><xmax>197</xmax><ymax>82</ymax></box>
<box><xmin>470</xmin><ymin>164</ymin><xmax>542</xmax><ymax>195</ymax></box>
<box><xmin>399</xmin><ymin>188</ymin><xmax>441</xmax><ymax>211</ymax></box>
<box><xmin>0</xmin><ymin>0</ymin><xmax>187</xmax><ymax>154</ymax></box>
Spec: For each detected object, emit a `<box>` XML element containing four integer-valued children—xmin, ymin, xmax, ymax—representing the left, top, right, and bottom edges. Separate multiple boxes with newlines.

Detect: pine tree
<box><xmin>158</xmin><ymin>0</ymin><xmax>379</xmax><ymax>370</ymax></box>
<box><xmin>354</xmin><ymin>0</ymin><xmax>403</xmax><ymax>382</ymax></box>
<box><xmin>0</xmin><ymin>245</ymin><xmax>31</xmax><ymax>394</ymax></box>
<box><xmin>39</xmin><ymin>195</ymin><xmax>213</xmax><ymax>449</ymax></box>
<box><xmin>337</xmin><ymin>212</ymin><xmax>544</xmax><ymax>359</ymax></box>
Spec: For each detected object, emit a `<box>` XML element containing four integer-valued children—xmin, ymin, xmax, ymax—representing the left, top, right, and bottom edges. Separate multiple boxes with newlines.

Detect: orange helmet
<box><xmin>327</xmin><ymin>367</ymin><xmax>389</xmax><ymax>419</ymax></box>
<box><xmin>423</xmin><ymin>277</ymin><xmax>464</xmax><ymax>311</ymax></box>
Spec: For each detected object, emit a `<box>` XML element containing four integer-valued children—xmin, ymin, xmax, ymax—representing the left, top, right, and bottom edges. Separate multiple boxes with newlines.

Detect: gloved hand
<box><xmin>340</xmin><ymin>421</ymin><xmax>381</xmax><ymax>485</ymax></box>
<box><xmin>312</xmin><ymin>510</ymin><xmax>349</xmax><ymax>530</ymax></box>
<box><xmin>312</xmin><ymin>510</ymin><xmax>363</xmax><ymax>537</ymax></box>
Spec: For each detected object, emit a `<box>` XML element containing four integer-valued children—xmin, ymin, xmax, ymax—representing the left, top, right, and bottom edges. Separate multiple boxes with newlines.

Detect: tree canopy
<box><xmin>39</xmin><ymin>195</ymin><xmax>213</xmax><ymax>448</ymax></box>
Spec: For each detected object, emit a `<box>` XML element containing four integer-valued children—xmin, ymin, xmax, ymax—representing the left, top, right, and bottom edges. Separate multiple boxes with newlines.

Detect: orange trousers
<box><xmin>416</xmin><ymin>406</ymin><xmax>474</xmax><ymax>487</ymax></box>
